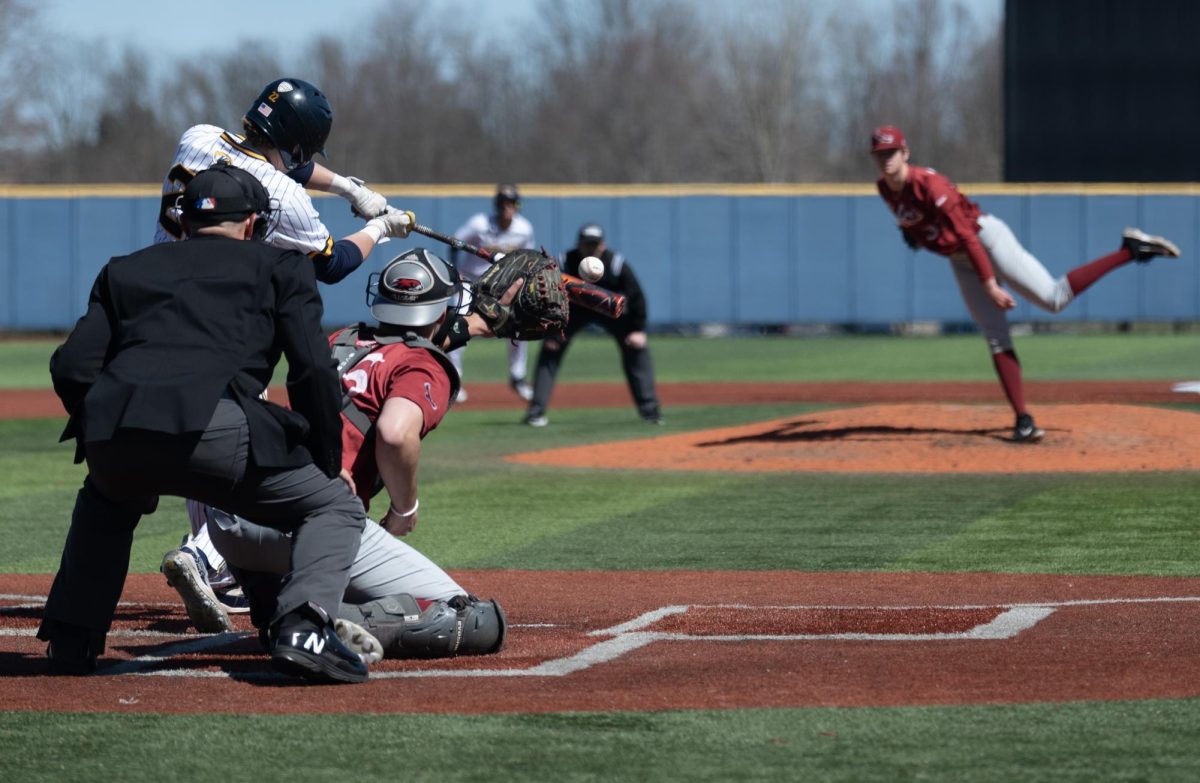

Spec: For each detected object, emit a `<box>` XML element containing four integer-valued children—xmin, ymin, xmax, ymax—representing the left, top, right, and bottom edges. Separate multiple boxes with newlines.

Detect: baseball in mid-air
<box><xmin>579</xmin><ymin>255</ymin><xmax>605</xmax><ymax>282</ymax></box>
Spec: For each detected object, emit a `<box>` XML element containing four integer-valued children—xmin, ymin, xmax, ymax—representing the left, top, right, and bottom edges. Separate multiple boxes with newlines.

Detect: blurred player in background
<box><xmin>449</xmin><ymin>184</ymin><xmax>536</xmax><ymax>403</ymax></box>
<box><xmin>870</xmin><ymin>124</ymin><xmax>1181</xmax><ymax>442</ymax></box>
<box><xmin>523</xmin><ymin>223</ymin><xmax>663</xmax><ymax>427</ymax></box>
<box><xmin>156</xmin><ymin>78</ymin><xmax>415</xmax><ymax>630</ymax></box>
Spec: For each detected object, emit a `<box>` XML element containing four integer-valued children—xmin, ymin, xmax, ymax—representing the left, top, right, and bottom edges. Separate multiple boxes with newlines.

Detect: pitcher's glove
<box><xmin>471</xmin><ymin>249</ymin><xmax>568</xmax><ymax>339</ymax></box>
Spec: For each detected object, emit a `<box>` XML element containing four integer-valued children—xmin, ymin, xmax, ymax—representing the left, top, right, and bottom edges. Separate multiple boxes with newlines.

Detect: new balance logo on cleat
<box><xmin>297</xmin><ymin>632</ymin><xmax>325</xmax><ymax>654</ymax></box>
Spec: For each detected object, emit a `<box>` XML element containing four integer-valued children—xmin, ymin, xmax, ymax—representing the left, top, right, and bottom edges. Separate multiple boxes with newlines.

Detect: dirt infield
<box><xmin>0</xmin><ymin>380</ymin><xmax>1192</xmax><ymax>419</ymax></box>
<box><xmin>4</xmin><ymin>571</ymin><xmax>1200</xmax><ymax>714</ymax></box>
<box><xmin>510</xmin><ymin>403</ymin><xmax>1200</xmax><ymax>473</ymax></box>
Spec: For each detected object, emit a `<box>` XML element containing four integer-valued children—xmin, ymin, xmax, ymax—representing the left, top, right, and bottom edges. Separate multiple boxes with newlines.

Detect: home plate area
<box><xmin>4</xmin><ymin>571</ymin><xmax>1200</xmax><ymax>714</ymax></box>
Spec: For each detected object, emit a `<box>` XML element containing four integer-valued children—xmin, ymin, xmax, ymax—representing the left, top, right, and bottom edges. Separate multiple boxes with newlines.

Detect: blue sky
<box><xmin>40</xmin><ymin>0</ymin><xmax>529</xmax><ymax>70</ymax></box>
<box><xmin>42</xmin><ymin>0</ymin><xmax>1002</xmax><ymax>72</ymax></box>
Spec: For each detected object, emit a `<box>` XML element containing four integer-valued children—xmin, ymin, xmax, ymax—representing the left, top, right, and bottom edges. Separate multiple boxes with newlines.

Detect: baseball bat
<box><xmin>410</xmin><ymin>223</ymin><xmax>625</xmax><ymax>319</ymax></box>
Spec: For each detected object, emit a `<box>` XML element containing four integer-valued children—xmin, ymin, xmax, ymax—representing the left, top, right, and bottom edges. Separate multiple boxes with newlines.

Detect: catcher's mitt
<box><xmin>471</xmin><ymin>249</ymin><xmax>568</xmax><ymax>339</ymax></box>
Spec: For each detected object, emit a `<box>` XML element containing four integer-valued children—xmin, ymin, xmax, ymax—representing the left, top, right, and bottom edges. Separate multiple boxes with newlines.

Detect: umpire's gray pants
<box><xmin>39</xmin><ymin>399</ymin><xmax>364</xmax><ymax>652</ymax></box>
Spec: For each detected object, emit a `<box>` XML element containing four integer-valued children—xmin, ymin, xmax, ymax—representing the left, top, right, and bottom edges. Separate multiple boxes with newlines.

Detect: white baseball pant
<box><xmin>950</xmin><ymin>213</ymin><xmax>1076</xmax><ymax>353</ymax></box>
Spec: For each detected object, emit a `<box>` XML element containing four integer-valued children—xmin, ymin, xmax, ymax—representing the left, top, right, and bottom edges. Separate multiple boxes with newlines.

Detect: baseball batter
<box><xmin>158</xmin><ymin>78</ymin><xmax>415</xmax><ymax>628</ymax></box>
<box><xmin>449</xmin><ymin>183</ymin><xmax>536</xmax><ymax>402</ymax></box>
<box><xmin>871</xmin><ymin>124</ymin><xmax>1181</xmax><ymax>442</ymax></box>
<box><xmin>155</xmin><ymin>78</ymin><xmax>413</xmax><ymax>283</ymax></box>
<box><xmin>171</xmin><ymin>249</ymin><xmax>513</xmax><ymax>659</ymax></box>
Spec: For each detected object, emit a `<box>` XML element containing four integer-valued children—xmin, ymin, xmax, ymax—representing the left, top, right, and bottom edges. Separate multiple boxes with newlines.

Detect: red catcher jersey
<box><xmin>876</xmin><ymin>166</ymin><xmax>994</xmax><ymax>280</ymax></box>
<box><xmin>330</xmin><ymin>329</ymin><xmax>452</xmax><ymax>509</ymax></box>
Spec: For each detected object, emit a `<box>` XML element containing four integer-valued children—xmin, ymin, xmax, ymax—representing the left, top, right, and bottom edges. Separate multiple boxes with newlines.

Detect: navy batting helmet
<box><xmin>244</xmin><ymin>78</ymin><xmax>333</xmax><ymax>171</ymax></box>
<box><xmin>366</xmin><ymin>248</ymin><xmax>462</xmax><ymax>328</ymax></box>
<box><xmin>493</xmin><ymin>183</ymin><xmax>521</xmax><ymax>212</ymax></box>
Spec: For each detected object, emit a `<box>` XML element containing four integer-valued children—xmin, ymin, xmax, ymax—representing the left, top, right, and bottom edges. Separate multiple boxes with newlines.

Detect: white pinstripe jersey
<box><xmin>452</xmin><ymin>212</ymin><xmax>535</xmax><ymax>282</ymax></box>
<box><xmin>153</xmin><ymin>124</ymin><xmax>334</xmax><ymax>260</ymax></box>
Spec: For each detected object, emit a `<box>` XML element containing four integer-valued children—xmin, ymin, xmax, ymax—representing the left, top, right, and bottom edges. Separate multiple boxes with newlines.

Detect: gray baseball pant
<box><xmin>950</xmin><ymin>213</ymin><xmax>1076</xmax><ymax>353</ymax></box>
<box><xmin>38</xmin><ymin>399</ymin><xmax>364</xmax><ymax>652</ymax></box>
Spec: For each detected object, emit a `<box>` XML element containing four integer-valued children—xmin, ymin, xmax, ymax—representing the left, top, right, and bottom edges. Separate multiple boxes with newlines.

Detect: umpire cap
<box><xmin>577</xmin><ymin>223</ymin><xmax>604</xmax><ymax>243</ymax></box>
<box><xmin>181</xmin><ymin>161</ymin><xmax>270</xmax><ymax>224</ymax></box>
<box><xmin>367</xmin><ymin>248</ymin><xmax>462</xmax><ymax>328</ymax></box>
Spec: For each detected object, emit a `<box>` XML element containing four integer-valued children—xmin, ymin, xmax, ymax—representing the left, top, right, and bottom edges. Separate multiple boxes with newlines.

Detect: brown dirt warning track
<box><xmin>2</xmin><ymin>380</ymin><xmax>1198</xmax><ymax>714</ymax></box>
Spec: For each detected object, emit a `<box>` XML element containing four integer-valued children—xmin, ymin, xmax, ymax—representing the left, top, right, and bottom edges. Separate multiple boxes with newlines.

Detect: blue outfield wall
<box><xmin>2</xmin><ymin>185</ymin><xmax>1198</xmax><ymax>330</ymax></box>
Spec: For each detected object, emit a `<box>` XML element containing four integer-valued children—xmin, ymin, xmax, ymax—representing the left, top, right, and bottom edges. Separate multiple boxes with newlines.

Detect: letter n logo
<box><xmin>297</xmin><ymin>632</ymin><xmax>325</xmax><ymax>654</ymax></box>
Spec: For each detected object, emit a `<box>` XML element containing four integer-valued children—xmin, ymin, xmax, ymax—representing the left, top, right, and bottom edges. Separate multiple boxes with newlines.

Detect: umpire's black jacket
<box><xmin>50</xmin><ymin>235</ymin><xmax>342</xmax><ymax>477</ymax></box>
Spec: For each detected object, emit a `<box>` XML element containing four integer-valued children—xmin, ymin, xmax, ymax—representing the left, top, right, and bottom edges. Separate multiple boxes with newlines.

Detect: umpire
<box><xmin>523</xmin><ymin>223</ymin><xmax>663</xmax><ymax>426</ymax></box>
<box><xmin>39</xmin><ymin>162</ymin><xmax>369</xmax><ymax>684</ymax></box>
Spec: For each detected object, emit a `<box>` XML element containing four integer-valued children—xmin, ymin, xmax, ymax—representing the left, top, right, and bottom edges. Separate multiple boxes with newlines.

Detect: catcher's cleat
<box><xmin>161</xmin><ymin>548</ymin><xmax>234</xmax><ymax>633</ymax></box>
<box><xmin>1012</xmin><ymin>413</ymin><xmax>1045</xmax><ymax>444</ymax></box>
<box><xmin>523</xmin><ymin>413</ymin><xmax>548</xmax><ymax>427</ymax></box>
<box><xmin>510</xmin><ymin>376</ymin><xmax>534</xmax><ymax>402</ymax></box>
<box><xmin>333</xmin><ymin>618</ymin><xmax>384</xmax><ymax>665</ymax></box>
<box><xmin>270</xmin><ymin>603</ymin><xmax>368</xmax><ymax>684</ymax></box>
<box><xmin>1122</xmin><ymin>227</ymin><xmax>1180</xmax><ymax>262</ymax></box>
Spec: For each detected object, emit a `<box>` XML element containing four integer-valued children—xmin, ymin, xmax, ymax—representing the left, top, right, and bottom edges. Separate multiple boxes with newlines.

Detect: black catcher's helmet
<box><xmin>366</xmin><ymin>248</ymin><xmax>463</xmax><ymax>328</ymax></box>
<box><xmin>244</xmin><ymin>78</ymin><xmax>333</xmax><ymax>170</ymax></box>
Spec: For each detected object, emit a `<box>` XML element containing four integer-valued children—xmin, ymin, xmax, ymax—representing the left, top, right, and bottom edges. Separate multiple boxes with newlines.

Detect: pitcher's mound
<box><xmin>508</xmin><ymin>403</ymin><xmax>1200</xmax><ymax>473</ymax></box>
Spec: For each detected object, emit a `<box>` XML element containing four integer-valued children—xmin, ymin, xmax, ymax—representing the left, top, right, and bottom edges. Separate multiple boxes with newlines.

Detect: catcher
<box><xmin>164</xmin><ymin>248</ymin><xmax>567</xmax><ymax>661</ymax></box>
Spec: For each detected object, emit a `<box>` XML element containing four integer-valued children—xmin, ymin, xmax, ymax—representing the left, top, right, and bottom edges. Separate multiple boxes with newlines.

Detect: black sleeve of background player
<box><xmin>616</xmin><ymin>261</ymin><xmax>648</xmax><ymax>332</ymax></box>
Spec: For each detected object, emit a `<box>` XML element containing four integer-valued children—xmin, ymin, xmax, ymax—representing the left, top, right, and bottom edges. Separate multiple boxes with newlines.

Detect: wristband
<box><xmin>361</xmin><ymin>221</ymin><xmax>386</xmax><ymax>244</ymax></box>
<box><xmin>443</xmin><ymin>315</ymin><xmax>472</xmax><ymax>352</ymax></box>
<box><xmin>327</xmin><ymin>173</ymin><xmax>357</xmax><ymax>198</ymax></box>
<box><xmin>388</xmin><ymin>499</ymin><xmax>419</xmax><ymax>517</ymax></box>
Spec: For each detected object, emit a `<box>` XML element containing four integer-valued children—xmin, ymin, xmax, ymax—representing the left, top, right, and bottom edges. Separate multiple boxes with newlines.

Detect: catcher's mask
<box><xmin>366</xmin><ymin>248</ymin><xmax>463</xmax><ymax>328</ymax></box>
<box><xmin>243</xmin><ymin>77</ymin><xmax>333</xmax><ymax>171</ymax></box>
<box><xmin>179</xmin><ymin>161</ymin><xmax>274</xmax><ymax>239</ymax></box>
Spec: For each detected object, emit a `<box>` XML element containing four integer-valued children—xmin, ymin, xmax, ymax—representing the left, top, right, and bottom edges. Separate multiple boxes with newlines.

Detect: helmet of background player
<box><xmin>493</xmin><ymin>183</ymin><xmax>521</xmax><ymax>212</ymax></box>
<box><xmin>366</xmin><ymin>248</ymin><xmax>463</xmax><ymax>328</ymax></box>
<box><xmin>180</xmin><ymin>161</ymin><xmax>272</xmax><ymax>238</ymax></box>
<box><xmin>243</xmin><ymin>78</ymin><xmax>333</xmax><ymax>171</ymax></box>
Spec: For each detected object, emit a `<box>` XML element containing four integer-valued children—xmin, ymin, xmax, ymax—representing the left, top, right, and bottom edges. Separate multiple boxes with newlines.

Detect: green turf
<box><xmin>3</xmin><ymin>700</ymin><xmax>1200</xmax><ymax>782</ymax></box>
<box><xmin>5</xmin><ymin>332</ymin><xmax>1200</xmax><ymax>388</ymax></box>
<box><xmin>4</xmin><ymin>333</ymin><xmax>1200</xmax><ymax>780</ymax></box>
<box><xmin>6</xmin><ymin>407</ymin><xmax>1200</xmax><ymax>578</ymax></box>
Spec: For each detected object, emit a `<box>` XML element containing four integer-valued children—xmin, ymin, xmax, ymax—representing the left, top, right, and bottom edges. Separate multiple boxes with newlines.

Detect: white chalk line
<box><xmin>7</xmin><ymin>596</ymin><xmax>1199</xmax><ymax>680</ymax></box>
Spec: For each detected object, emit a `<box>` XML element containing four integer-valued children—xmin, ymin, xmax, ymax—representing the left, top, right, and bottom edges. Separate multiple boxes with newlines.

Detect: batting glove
<box><xmin>366</xmin><ymin>207</ymin><xmax>415</xmax><ymax>239</ymax></box>
<box><xmin>345</xmin><ymin>176</ymin><xmax>389</xmax><ymax>219</ymax></box>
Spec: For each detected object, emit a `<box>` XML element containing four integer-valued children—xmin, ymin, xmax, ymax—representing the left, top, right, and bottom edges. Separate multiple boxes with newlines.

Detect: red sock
<box><xmin>991</xmin><ymin>350</ymin><xmax>1027</xmax><ymax>415</ymax></box>
<box><xmin>1066</xmin><ymin>248</ymin><xmax>1133</xmax><ymax>295</ymax></box>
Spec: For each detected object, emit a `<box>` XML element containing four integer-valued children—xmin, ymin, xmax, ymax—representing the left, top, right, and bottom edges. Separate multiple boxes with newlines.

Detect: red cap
<box><xmin>870</xmin><ymin>125</ymin><xmax>907</xmax><ymax>152</ymax></box>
